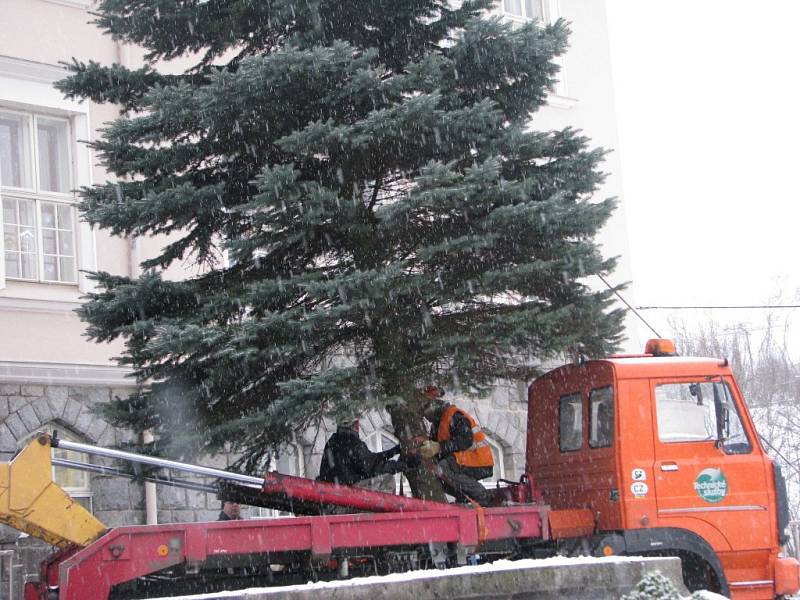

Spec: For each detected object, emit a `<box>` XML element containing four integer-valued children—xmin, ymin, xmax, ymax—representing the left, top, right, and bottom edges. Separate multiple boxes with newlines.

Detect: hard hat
<box><xmin>422</xmin><ymin>385</ymin><xmax>444</xmax><ymax>399</ymax></box>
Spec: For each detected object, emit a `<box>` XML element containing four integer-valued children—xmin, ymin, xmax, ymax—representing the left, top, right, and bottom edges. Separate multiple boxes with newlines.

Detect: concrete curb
<box><xmin>172</xmin><ymin>556</ymin><xmax>686</xmax><ymax>600</ymax></box>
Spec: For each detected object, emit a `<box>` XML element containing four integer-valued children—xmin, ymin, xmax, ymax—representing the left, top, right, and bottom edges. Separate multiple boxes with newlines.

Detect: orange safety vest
<box><xmin>436</xmin><ymin>405</ymin><xmax>494</xmax><ymax>469</ymax></box>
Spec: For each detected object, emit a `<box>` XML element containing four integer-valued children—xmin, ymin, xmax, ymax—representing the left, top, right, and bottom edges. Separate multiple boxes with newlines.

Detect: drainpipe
<box><xmin>142</xmin><ymin>430</ymin><xmax>158</xmax><ymax>525</ymax></box>
<box><xmin>130</xmin><ymin>231</ymin><xmax>156</xmax><ymax>523</ymax></box>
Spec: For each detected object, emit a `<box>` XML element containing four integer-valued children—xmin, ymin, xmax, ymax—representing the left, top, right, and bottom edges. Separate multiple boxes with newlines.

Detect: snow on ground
<box><xmin>149</xmin><ymin>556</ymin><xmax>711</xmax><ymax>600</ymax></box>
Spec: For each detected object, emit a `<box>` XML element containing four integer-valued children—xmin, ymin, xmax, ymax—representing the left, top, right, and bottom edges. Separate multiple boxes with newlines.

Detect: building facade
<box><xmin>0</xmin><ymin>0</ymin><xmax>634</xmax><ymax>593</ymax></box>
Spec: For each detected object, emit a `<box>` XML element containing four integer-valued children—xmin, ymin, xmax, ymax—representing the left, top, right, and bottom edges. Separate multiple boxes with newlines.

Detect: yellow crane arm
<box><xmin>0</xmin><ymin>433</ymin><xmax>106</xmax><ymax>548</ymax></box>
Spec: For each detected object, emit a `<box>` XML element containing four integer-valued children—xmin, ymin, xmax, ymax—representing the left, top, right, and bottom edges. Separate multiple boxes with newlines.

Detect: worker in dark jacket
<box><xmin>417</xmin><ymin>387</ymin><xmax>494</xmax><ymax>506</ymax></box>
<box><xmin>217</xmin><ymin>500</ymin><xmax>242</xmax><ymax>521</ymax></box>
<box><xmin>317</xmin><ymin>417</ymin><xmax>405</xmax><ymax>486</ymax></box>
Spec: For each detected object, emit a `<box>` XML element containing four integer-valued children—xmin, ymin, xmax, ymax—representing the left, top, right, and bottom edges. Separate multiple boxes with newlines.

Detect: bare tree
<box><xmin>672</xmin><ymin>314</ymin><xmax>800</xmax><ymax>520</ymax></box>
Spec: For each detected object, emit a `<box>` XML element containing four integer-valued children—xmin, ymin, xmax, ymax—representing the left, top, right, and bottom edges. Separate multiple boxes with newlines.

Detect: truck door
<box><xmin>651</xmin><ymin>377</ymin><xmax>772</xmax><ymax>554</ymax></box>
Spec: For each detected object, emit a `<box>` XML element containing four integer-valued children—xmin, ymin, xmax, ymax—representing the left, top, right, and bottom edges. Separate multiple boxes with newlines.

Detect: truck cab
<box><xmin>527</xmin><ymin>339</ymin><xmax>799</xmax><ymax>599</ymax></box>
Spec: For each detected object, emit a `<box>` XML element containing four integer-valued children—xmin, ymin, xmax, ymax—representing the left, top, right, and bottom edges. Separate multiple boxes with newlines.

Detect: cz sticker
<box><xmin>631</xmin><ymin>482</ymin><xmax>648</xmax><ymax>497</ymax></box>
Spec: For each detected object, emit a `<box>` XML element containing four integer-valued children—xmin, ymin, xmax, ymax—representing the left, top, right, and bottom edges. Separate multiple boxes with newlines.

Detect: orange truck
<box><xmin>528</xmin><ymin>338</ymin><xmax>799</xmax><ymax>599</ymax></box>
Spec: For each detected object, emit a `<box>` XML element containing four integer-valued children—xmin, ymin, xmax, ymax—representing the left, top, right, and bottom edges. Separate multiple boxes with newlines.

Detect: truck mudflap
<box><xmin>774</xmin><ymin>464</ymin><xmax>791</xmax><ymax>546</ymax></box>
<box><xmin>773</xmin><ymin>555</ymin><xmax>800</xmax><ymax>596</ymax></box>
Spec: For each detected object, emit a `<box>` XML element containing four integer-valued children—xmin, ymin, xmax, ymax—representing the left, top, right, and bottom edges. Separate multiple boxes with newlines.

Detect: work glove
<box><xmin>418</xmin><ymin>440</ymin><xmax>441</xmax><ymax>459</ymax></box>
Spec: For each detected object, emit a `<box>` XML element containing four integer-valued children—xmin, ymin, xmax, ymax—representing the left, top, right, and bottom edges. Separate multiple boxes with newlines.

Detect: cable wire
<box><xmin>595</xmin><ymin>279</ymin><xmax>800</xmax><ymax>477</ymax></box>
<box><xmin>637</xmin><ymin>305</ymin><xmax>800</xmax><ymax>310</ymax></box>
<box><xmin>758</xmin><ymin>434</ymin><xmax>800</xmax><ymax>478</ymax></box>
<box><xmin>596</xmin><ymin>274</ymin><xmax>662</xmax><ymax>338</ymax></box>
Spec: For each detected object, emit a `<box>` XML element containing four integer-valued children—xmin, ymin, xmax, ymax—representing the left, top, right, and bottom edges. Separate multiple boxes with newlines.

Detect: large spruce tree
<box><xmin>61</xmin><ymin>0</ymin><xmax>624</xmax><ymax>493</ymax></box>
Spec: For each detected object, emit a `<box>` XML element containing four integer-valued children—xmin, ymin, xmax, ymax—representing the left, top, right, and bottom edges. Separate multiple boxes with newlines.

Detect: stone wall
<box><xmin>0</xmin><ymin>382</ymin><xmax>141</xmax><ymax>596</ymax></box>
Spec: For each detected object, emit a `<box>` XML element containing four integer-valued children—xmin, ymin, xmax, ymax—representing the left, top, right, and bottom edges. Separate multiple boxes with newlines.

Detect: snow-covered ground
<box><xmin>148</xmin><ymin>556</ymin><xmax>725</xmax><ymax>600</ymax></box>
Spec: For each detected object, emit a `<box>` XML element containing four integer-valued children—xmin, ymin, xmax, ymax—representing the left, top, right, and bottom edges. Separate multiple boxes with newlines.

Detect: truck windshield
<box><xmin>655</xmin><ymin>380</ymin><xmax>751</xmax><ymax>453</ymax></box>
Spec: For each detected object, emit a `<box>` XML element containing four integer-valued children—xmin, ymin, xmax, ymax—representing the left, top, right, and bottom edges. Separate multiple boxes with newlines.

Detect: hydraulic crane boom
<box><xmin>0</xmin><ymin>431</ymin><xmax>461</xmax><ymax>555</ymax></box>
<box><xmin>0</xmin><ymin>433</ymin><xmax>106</xmax><ymax>547</ymax></box>
<box><xmin>0</xmin><ymin>432</ymin><xmax>271</xmax><ymax>550</ymax></box>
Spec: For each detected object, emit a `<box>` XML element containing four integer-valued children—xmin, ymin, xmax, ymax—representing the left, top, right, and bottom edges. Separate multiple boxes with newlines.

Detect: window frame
<box><xmin>365</xmin><ymin>429</ymin><xmax>412</xmax><ymax>496</ymax></box>
<box><xmin>497</xmin><ymin>0</ymin><xmax>572</xmax><ymax>103</ymax></box>
<box><xmin>20</xmin><ymin>427</ymin><xmax>94</xmax><ymax>512</ymax></box>
<box><xmin>0</xmin><ymin>56</ymin><xmax>97</xmax><ymax>293</ymax></box>
<box><xmin>558</xmin><ymin>392</ymin><xmax>583</xmax><ymax>452</ymax></box>
<box><xmin>0</xmin><ymin>108</ymin><xmax>75</xmax><ymax>198</ymax></box>
<box><xmin>655</xmin><ymin>381</ymin><xmax>718</xmax><ymax>444</ymax></box>
<box><xmin>501</xmin><ymin>0</ymin><xmax>547</xmax><ymax>23</ymax></box>
<box><xmin>255</xmin><ymin>441</ymin><xmax>305</xmax><ymax>519</ymax></box>
<box><xmin>654</xmin><ymin>379</ymin><xmax>753</xmax><ymax>454</ymax></box>
<box><xmin>589</xmin><ymin>386</ymin><xmax>614</xmax><ymax>449</ymax></box>
<box><xmin>2</xmin><ymin>196</ymin><xmax>38</xmax><ymax>280</ymax></box>
<box><xmin>482</xmin><ymin>435</ymin><xmax>507</xmax><ymax>488</ymax></box>
<box><xmin>1</xmin><ymin>107</ymin><xmax>78</xmax><ymax>285</ymax></box>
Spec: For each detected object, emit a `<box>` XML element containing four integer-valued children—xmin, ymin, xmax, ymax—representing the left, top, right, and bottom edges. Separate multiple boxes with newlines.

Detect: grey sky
<box><xmin>605</xmin><ymin>0</ymin><xmax>800</xmax><ymax>342</ymax></box>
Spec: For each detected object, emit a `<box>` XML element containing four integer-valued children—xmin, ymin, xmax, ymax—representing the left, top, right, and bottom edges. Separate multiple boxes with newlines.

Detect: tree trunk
<box><xmin>388</xmin><ymin>403</ymin><xmax>447</xmax><ymax>502</ymax></box>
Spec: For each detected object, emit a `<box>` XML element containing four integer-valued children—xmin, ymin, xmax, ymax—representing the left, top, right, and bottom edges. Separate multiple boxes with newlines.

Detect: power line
<box><xmin>637</xmin><ymin>305</ymin><xmax>800</xmax><ymax>310</ymax></box>
<box><xmin>596</xmin><ymin>274</ymin><xmax>662</xmax><ymax>338</ymax></box>
<box><xmin>758</xmin><ymin>434</ymin><xmax>800</xmax><ymax>478</ymax></box>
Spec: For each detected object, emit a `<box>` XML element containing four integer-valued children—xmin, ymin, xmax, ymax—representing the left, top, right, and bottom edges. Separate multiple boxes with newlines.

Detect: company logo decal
<box><xmin>694</xmin><ymin>468</ymin><xmax>728</xmax><ymax>503</ymax></box>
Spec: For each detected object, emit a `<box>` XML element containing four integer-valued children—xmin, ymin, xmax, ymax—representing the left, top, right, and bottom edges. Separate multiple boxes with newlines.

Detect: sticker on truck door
<box><xmin>694</xmin><ymin>468</ymin><xmax>728</xmax><ymax>503</ymax></box>
<box><xmin>631</xmin><ymin>468</ymin><xmax>646</xmax><ymax>481</ymax></box>
<box><xmin>631</xmin><ymin>482</ymin><xmax>648</xmax><ymax>497</ymax></box>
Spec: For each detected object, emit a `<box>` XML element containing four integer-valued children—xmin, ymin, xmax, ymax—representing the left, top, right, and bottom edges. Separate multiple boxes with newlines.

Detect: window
<box><xmin>1</xmin><ymin>109</ymin><xmax>77</xmax><ymax>284</ymax></box>
<box><xmin>21</xmin><ymin>427</ymin><xmax>93</xmax><ymax>512</ymax></box>
<box><xmin>255</xmin><ymin>442</ymin><xmax>304</xmax><ymax>518</ymax></box>
<box><xmin>655</xmin><ymin>380</ymin><xmax>752</xmax><ymax>454</ymax></box>
<box><xmin>589</xmin><ymin>387</ymin><xmax>614</xmax><ymax>448</ymax></box>
<box><xmin>503</xmin><ymin>0</ymin><xmax>545</xmax><ymax>21</ymax></box>
<box><xmin>365</xmin><ymin>430</ymin><xmax>410</xmax><ymax>496</ymax></box>
<box><xmin>499</xmin><ymin>0</ymin><xmax>571</xmax><ymax>103</ymax></box>
<box><xmin>559</xmin><ymin>393</ymin><xmax>582</xmax><ymax>452</ymax></box>
<box><xmin>483</xmin><ymin>436</ymin><xmax>506</xmax><ymax>487</ymax></box>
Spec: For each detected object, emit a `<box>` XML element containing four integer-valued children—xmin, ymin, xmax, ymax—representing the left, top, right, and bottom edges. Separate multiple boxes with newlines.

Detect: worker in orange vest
<box><xmin>417</xmin><ymin>386</ymin><xmax>494</xmax><ymax>506</ymax></box>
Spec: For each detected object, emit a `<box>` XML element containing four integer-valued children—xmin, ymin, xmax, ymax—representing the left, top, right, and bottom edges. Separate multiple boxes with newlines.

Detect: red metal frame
<box><xmin>55</xmin><ymin>505</ymin><xmax>547</xmax><ymax>600</ymax></box>
<box><xmin>24</xmin><ymin>545</ymin><xmax>80</xmax><ymax>600</ymax></box>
